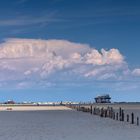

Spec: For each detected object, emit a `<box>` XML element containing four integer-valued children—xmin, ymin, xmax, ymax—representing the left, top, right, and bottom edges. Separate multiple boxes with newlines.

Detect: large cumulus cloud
<box><xmin>0</xmin><ymin>38</ymin><xmax>136</xmax><ymax>88</ymax></box>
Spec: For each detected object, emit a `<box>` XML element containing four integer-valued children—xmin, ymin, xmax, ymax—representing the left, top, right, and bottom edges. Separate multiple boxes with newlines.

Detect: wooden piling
<box><xmin>137</xmin><ymin>117</ymin><xmax>139</xmax><ymax>126</ymax></box>
<box><xmin>121</xmin><ymin>110</ymin><xmax>124</xmax><ymax>121</ymax></box>
<box><xmin>110</xmin><ymin>108</ymin><xmax>112</xmax><ymax>118</ymax></box>
<box><xmin>90</xmin><ymin>105</ymin><xmax>92</xmax><ymax>114</ymax></box>
<box><xmin>111</xmin><ymin>108</ymin><xmax>114</xmax><ymax>119</ymax></box>
<box><xmin>119</xmin><ymin>107</ymin><xmax>122</xmax><ymax>121</ymax></box>
<box><xmin>116</xmin><ymin>113</ymin><xmax>118</xmax><ymax>120</ymax></box>
<box><xmin>127</xmin><ymin>114</ymin><xmax>129</xmax><ymax>122</ymax></box>
<box><xmin>113</xmin><ymin>112</ymin><xmax>115</xmax><ymax>120</ymax></box>
<box><xmin>109</xmin><ymin>108</ymin><xmax>111</xmax><ymax>118</ymax></box>
<box><xmin>93</xmin><ymin>107</ymin><xmax>96</xmax><ymax>115</ymax></box>
<box><xmin>131</xmin><ymin>113</ymin><xmax>134</xmax><ymax>124</ymax></box>
<box><xmin>75</xmin><ymin>105</ymin><xmax>140</xmax><ymax>127</ymax></box>
<box><xmin>100</xmin><ymin>108</ymin><xmax>104</xmax><ymax>117</ymax></box>
<box><xmin>104</xmin><ymin>109</ymin><xmax>107</xmax><ymax>117</ymax></box>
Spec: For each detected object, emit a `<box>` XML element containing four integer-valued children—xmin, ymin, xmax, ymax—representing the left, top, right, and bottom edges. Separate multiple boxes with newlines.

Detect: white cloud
<box><xmin>84</xmin><ymin>49</ymin><xmax>103</xmax><ymax>65</ymax></box>
<box><xmin>98</xmin><ymin>73</ymin><xmax>117</xmax><ymax>80</ymax></box>
<box><xmin>0</xmin><ymin>38</ymin><xmax>90</xmax><ymax>58</ymax></box>
<box><xmin>84</xmin><ymin>48</ymin><xmax>124</xmax><ymax>65</ymax></box>
<box><xmin>132</xmin><ymin>68</ymin><xmax>140</xmax><ymax>76</ymax></box>
<box><xmin>41</xmin><ymin>56</ymin><xmax>67</xmax><ymax>78</ymax></box>
<box><xmin>101</xmin><ymin>48</ymin><xmax>124</xmax><ymax>64</ymax></box>
<box><xmin>24</xmin><ymin>70</ymin><xmax>31</xmax><ymax>75</ymax></box>
<box><xmin>0</xmin><ymin>38</ymin><xmax>134</xmax><ymax>88</ymax></box>
<box><xmin>16</xmin><ymin>81</ymin><xmax>34</xmax><ymax>89</ymax></box>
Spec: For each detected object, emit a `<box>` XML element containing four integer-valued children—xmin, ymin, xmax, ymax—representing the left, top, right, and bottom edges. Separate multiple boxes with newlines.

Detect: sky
<box><xmin>0</xmin><ymin>0</ymin><xmax>140</xmax><ymax>102</ymax></box>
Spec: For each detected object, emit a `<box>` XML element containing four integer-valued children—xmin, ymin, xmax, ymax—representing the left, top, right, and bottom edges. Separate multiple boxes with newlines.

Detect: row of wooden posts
<box><xmin>69</xmin><ymin>105</ymin><xmax>139</xmax><ymax>126</ymax></box>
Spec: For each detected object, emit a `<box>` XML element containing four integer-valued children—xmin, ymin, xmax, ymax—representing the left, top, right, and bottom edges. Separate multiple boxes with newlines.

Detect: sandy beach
<box><xmin>0</xmin><ymin>105</ymin><xmax>139</xmax><ymax>140</ymax></box>
<box><xmin>0</xmin><ymin>105</ymin><xmax>71</xmax><ymax>111</ymax></box>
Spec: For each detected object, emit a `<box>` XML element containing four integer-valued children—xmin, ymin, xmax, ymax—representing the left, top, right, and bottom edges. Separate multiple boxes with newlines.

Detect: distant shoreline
<box><xmin>1</xmin><ymin>103</ymin><xmax>140</xmax><ymax>111</ymax></box>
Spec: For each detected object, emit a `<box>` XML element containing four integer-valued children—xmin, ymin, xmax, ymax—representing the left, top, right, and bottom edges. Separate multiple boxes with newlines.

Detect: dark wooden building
<box><xmin>94</xmin><ymin>94</ymin><xmax>111</xmax><ymax>103</ymax></box>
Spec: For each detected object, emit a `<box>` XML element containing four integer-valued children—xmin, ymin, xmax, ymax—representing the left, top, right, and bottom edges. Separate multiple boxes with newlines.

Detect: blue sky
<box><xmin>0</xmin><ymin>0</ymin><xmax>140</xmax><ymax>102</ymax></box>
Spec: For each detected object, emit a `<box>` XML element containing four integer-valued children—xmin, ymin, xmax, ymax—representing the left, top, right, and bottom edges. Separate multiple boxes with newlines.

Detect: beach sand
<box><xmin>0</xmin><ymin>105</ymin><xmax>71</xmax><ymax>111</ymax></box>
<box><xmin>0</xmin><ymin>106</ymin><xmax>139</xmax><ymax>140</ymax></box>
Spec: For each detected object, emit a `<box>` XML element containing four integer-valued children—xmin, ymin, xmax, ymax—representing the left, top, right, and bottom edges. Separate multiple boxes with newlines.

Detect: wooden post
<box><xmin>100</xmin><ymin>108</ymin><xmax>103</xmax><ymax>117</ymax></box>
<box><xmin>119</xmin><ymin>107</ymin><xmax>122</xmax><ymax>121</ymax></box>
<box><xmin>104</xmin><ymin>109</ymin><xmax>107</xmax><ymax>117</ymax></box>
<box><xmin>95</xmin><ymin>107</ymin><xmax>97</xmax><ymax>115</ymax></box>
<box><xmin>137</xmin><ymin>117</ymin><xmax>139</xmax><ymax>126</ymax></box>
<box><xmin>110</xmin><ymin>108</ymin><xmax>112</xmax><ymax>118</ymax></box>
<box><xmin>97</xmin><ymin>108</ymin><xmax>99</xmax><ymax>115</ymax></box>
<box><xmin>112</xmin><ymin>108</ymin><xmax>114</xmax><ymax>119</ymax></box>
<box><xmin>109</xmin><ymin>108</ymin><xmax>111</xmax><ymax>118</ymax></box>
<box><xmin>113</xmin><ymin>112</ymin><xmax>115</xmax><ymax>120</ymax></box>
<box><xmin>90</xmin><ymin>105</ymin><xmax>92</xmax><ymax>114</ymax></box>
<box><xmin>99</xmin><ymin>108</ymin><xmax>100</xmax><ymax>116</ymax></box>
<box><xmin>103</xmin><ymin>109</ymin><xmax>106</xmax><ymax>117</ymax></box>
<box><xmin>110</xmin><ymin>107</ymin><xmax>113</xmax><ymax>118</ymax></box>
<box><xmin>121</xmin><ymin>110</ymin><xmax>124</xmax><ymax>121</ymax></box>
<box><xmin>95</xmin><ymin>108</ymin><xmax>97</xmax><ymax>115</ymax></box>
<box><xmin>107</xmin><ymin>107</ymin><xmax>110</xmax><ymax>117</ymax></box>
<box><xmin>131</xmin><ymin>113</ymin><xmax>134</xmax><ymax>124</ymax></box>
<box><xmin>127</xmin><ymin>114</ymin><xmax>129</xmax><ymax>122</ymax></box>
<box><xmin>108</xmin><ymin>107</ymin><xmax>110</xmax><ymax>118</ymax></box>
<box><xmin>93</xmin><ymin>107</ymin><xmax>96</xmax><ymax>115</ymax></box>
<box><xmin>116</xmin><ymin>113</ymin><xmax>118</xmax><ymax>120</ymax></box>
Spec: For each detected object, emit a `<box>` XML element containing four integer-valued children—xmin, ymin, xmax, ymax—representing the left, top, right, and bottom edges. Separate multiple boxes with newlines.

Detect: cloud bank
<box><xmin>0</xmin><ymin>38</ymin><xmax>138</xmax><ymax>89</ymax></box>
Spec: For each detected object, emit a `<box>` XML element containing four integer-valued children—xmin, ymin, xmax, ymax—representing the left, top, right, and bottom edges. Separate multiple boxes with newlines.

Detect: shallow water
<box><xmin>0</xmin><ymin>110</ymin><xmax>139</xmax><ymax>140</ymax></box>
